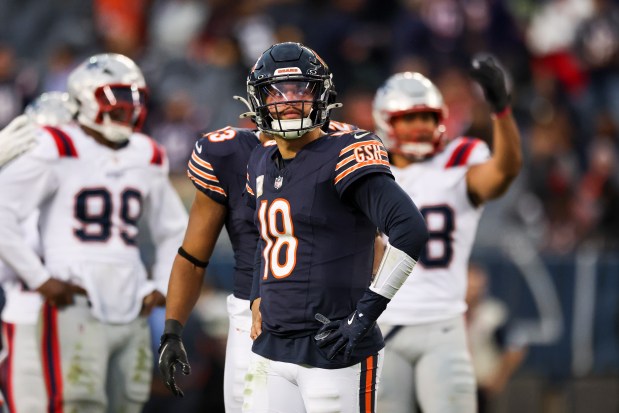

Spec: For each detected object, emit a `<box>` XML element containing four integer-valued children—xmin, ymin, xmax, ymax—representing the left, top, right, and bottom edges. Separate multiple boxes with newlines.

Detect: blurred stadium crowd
<box><xmin>1</xmin><ymin>0</ymin><xmax>619</xmax><ymax>412</ymax></box>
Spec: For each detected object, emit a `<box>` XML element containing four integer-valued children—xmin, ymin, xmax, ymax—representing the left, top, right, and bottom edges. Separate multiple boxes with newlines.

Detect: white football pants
<box><xmin>243</xmin><ymin>350</ymin><xmax>383</xmax><ymax>413</ymax></box>
<box><xmin>377</xmin><ymin>315</ymin><xmax>476</xmax><ymax>413</ymax></box>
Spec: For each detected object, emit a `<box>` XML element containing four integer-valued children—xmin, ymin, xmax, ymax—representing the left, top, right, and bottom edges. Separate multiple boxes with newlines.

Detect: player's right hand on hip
<box><xmin>314</xmin><ymin>311</ymin><xmax>374</xmax><ymax>362</ymax></box>
<box><xmin>36</xmin><ymin>278</ymin><xmax>86</xmax><ymax>307</ymax></box>
<box><xmin>158</xmin><ymin>325</ymin><xmax>191</xmax><ymax>397</ymax></box>
<box><xmin>0</xmin><ymin>115</ymin><xmax>37</xmax><ymax>167</ymax></box>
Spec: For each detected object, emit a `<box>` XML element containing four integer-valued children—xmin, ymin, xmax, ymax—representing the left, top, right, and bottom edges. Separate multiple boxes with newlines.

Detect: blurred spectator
<box><xmin>94</xmin><ymin>0</ymin><xmax>150</xmax><ymax>57</ymax></box>
<box><xmin>148</xmin><ymin>0</ymin><xmax>209</xmax><ymax>60</ymax></box>
<box><xmin>526</xmin><ymin>0</ymin><xmax>592</xmax><ymax>96</ymax></box>
<box><xmin>39</xmin><ymin>44</ymin><xmax>81</xmax><ymax>93</ymax></box>
<box><xmin>149</xmin><ymin>88</ymin><xmax>201</xmax><ymax>176</ymax></box>
<box><xmin>0</xmin><ymin>44</ymin><xmax>36</xmax><ymax>128</ymax></box>
<box><xmin>573</xmin><ymin>0</ymin><xmax>619</xmax><ymax>141</ymax></box>
<box><xmin>466</xmin><ymin>262</ymin><xmax>528</xmax><ymax>413</ymax></box>
<box><xmin>574</xmin><ymin>132</ymin><xmax>619</xmax><ymax>250</ymax></box>
<box><xmin>189</xmin><ymin>37</ymin><xmax>247</xmax><ymax>132</ymax></box>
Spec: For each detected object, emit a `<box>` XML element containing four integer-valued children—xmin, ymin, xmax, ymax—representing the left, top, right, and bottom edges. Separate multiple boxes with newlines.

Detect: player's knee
<box><xmin>439</xmin><ymin>353</ymin><xmax>477</xmax><ymax>397</ymax></box>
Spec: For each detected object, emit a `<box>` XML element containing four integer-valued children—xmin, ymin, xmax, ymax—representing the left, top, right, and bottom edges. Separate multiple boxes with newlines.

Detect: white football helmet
<box><xmin>25</xmin><ymin>92</ymin><xmax>77</xmax><ymax>126</ymax></box>
<box><xmin>67</xmin><ymin>53</ymin><xmax>148</xmax><ymax>143</ymax></box>
<box><xmin>373</xmin><ymin>72</ymin><xmax>448</xmax><ymax>160</ymax></box>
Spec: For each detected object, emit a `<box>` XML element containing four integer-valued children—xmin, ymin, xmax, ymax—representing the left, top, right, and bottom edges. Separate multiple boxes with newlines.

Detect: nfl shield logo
<box><xmin>274</xmin><ymin>176</ymin><xmax>283</xmax><ymax>189</ymax></box>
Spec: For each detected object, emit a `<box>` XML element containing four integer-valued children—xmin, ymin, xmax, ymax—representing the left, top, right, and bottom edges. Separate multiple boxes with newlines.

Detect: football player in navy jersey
<box><xmin>239</xmin><ymin>42</ymin><xmax>429</xmax><ymax>413</ymax></box>
<box><xmin>158</xmin><ymin>120</ymin><xmax>266</xmax><ymax>409</ymax></box>
<box><xmin>158</xmin><ymin>58</ymin><xmax>358</xmax><ymax>411</ymax></box>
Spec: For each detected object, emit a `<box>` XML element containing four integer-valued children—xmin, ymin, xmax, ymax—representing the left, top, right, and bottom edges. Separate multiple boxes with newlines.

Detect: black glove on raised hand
<box><xmin>314</xmin><ymin>289</ymin><xmax>389</xmax><ymax>362</ymax></box>
<box><xmin>470</xmin><ymin>54</ymin><xmax>510</xmax><ymax>114</ymax></box>
<box><xmin>158</xmin><ymin>319</ymin><xmax>191</xmax><ymax>397</ymax></box>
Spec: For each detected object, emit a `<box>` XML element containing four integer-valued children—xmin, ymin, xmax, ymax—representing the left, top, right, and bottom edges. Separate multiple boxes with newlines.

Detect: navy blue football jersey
<box><xmin>245</xmin><ymin>129</ymin><xmax>392</xmax><ymax>368</ymax></box>
<box><xmin>187</xmin><ymin>126</ymin><xmax>261</xmax><ymax>299</ymax></box>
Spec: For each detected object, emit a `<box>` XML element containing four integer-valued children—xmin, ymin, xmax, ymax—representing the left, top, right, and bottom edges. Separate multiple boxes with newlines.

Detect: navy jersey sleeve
<box><xmin>187</xmin><ymin>130</ymin><xmax>231</xmax><ymax>204</ymax></box>
<box><xmin>347</xmin><ymin>173</ymin><xmax>428</xmax><ymax>261</ymax></box>
<box><xmin>333</xmin><ymin>131</ymin><xmax>393</xmax><ymax>197</ymax></box>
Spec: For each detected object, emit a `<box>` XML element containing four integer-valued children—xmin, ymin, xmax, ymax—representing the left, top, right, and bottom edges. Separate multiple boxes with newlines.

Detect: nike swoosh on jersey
<box><xmin>196</xmin><ymin>143</ymin><xmax>202</xmax><ymax>153</ymax></box>
<box><xmin>354</xmin><ymin>131</ymin><xmax>371</xmax><ymax>139</ymax></box>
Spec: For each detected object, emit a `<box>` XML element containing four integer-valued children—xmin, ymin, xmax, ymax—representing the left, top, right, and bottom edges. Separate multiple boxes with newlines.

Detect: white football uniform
<box><xmin>0</xmin><ymin>212</ymin><xmax>47</xmax><ymax>413</ymax></box>
<box><xmin>0</xmin><ymin>123</ymin><xmax>187</xmax><ymax>413</ymax></box>
<box><xmin>377</xmin><ymin>137</ymin><xmax>490</xmax><ymax>413</ymax></box>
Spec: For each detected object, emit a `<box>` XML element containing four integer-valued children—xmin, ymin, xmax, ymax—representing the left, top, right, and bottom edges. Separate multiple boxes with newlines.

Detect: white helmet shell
<box><xmin>68</xmin><ymin>53</ymin><xmax>147</xmax><ymax>143</ymax></box>
<box><xmin>373</xmin><ymin>72</ymin><xmax>448</xmax><ymax>159</ymax></box>
<box><xmin>25</xmin><ymin>92</ymin><xmax>77</xmax><ymax>126</ymax></box>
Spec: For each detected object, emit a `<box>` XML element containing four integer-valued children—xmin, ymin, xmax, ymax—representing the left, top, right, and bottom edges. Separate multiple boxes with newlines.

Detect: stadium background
<box><xmin>1</xmin><ymin>0</ymin><xmax>618</xmax><ymax>412</ymax></box>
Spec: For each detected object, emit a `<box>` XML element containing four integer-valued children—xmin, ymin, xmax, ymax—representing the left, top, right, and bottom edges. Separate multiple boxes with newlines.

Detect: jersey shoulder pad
<box><xmin>332</xmin><ymin>129</ymin><xmax>386</xmax><ymax>151</ymax></box>
<box><xmin>333</xmin><ymin>130</ymin><xmax>391</xmax><ymax>189</ymax></box>
<box><xmin>34</xmin><ymin>125</ymin><xmax>79</xmax><ymax>160</ymax></box>
<box><xmin>327</xmin><ymin>120</ymin><xmax>359</xmax><ymax>133</ymax></box>
<box><xmin>443</xmin><ymin>136</ymin><xmax>489</xmax><ymax>168</ymax></box>
<box><xmin>195</xmin><ymin>127</ymin><xmax>259</xmax><ymax>159</ymax></box>
<box><xmin>187</xmin><ymin>127</ymin><xmax>256</xmax><ymax>201</ymax></box>
<box><xmin>130</xmin><ymin>133</ymin><xmax>168</xmax><ymax>170</ymax></box>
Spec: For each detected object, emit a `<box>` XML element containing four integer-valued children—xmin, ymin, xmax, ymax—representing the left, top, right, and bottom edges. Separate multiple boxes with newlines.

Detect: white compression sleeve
<box><xmin>370</xmin><ymin>243</ymin><xmax>417</xmax><ymax>300</ymax></box>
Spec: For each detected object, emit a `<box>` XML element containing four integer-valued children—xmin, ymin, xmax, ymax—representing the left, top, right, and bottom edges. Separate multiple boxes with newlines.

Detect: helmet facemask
<box><xmin>87</xmin><ymin>84</ymin><xmax>147</xmax><ymax>143</ymax></box>
<box><xmin>251</xmin><ymin>78</ymin><xmax>329</xmax><ymax>139</ymax></box>
<box><xmin>388</xmin><ymin>110</ymin><xmax>446</xmax><ymax>161</ymax></box>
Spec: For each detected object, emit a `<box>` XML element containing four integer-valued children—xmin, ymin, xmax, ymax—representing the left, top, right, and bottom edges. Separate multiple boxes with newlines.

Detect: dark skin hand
<box><xmin>141</xmin><ymin>290</ymin><xmax>166</xmax><ymax>316</ymax></box>
<box><xmin>36</xmin><ymin>278</ymin><xmax>87</xmax><ymax>307</ymax></box>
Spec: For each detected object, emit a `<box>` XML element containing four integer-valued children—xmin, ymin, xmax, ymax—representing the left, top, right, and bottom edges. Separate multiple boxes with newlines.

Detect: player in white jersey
<box><xmin>0</xmin><ymin>114</ymin><xmax>38</xmax><ymax>413</ymax></box>
<box><xmin>373</xmin><ymin>56</ymin><xmax>522</xmax><ymax>413</ymax></box>
<box><xmin>0</xmin><ymin>54</ymin><xmax>188</xmax><ymax>413</ymax></box>
<box><xmin>0</xmin><ymin>91</ymin><xmax>76</xmax><ymax>413</ymax></box>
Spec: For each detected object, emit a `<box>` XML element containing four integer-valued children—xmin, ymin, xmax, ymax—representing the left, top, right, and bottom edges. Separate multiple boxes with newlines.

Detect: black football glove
<box><xmin>314</xmin><ymin>310</ymin><xmax>374</xmax><ymax>361</ymax></box>
<box><xmin>470</xmin><ymin>54</ymin><xmax>510</xmax><ymax>114</ymax></box>
<box><xmin>314</xmin><ymin>289</ymin><xmax>389</xmax><ymax>362</ymax></box>
<box><xmin>158</xmin><ymin>319</ymin><xmax>191</xmax><ymax>397</ymax></box>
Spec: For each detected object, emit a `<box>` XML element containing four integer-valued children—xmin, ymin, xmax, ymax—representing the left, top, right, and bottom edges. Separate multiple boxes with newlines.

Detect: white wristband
<box><xmin>370</xmin><ymin>244</ymin><xmax>417</xmax><ymax>300</ymax></box>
